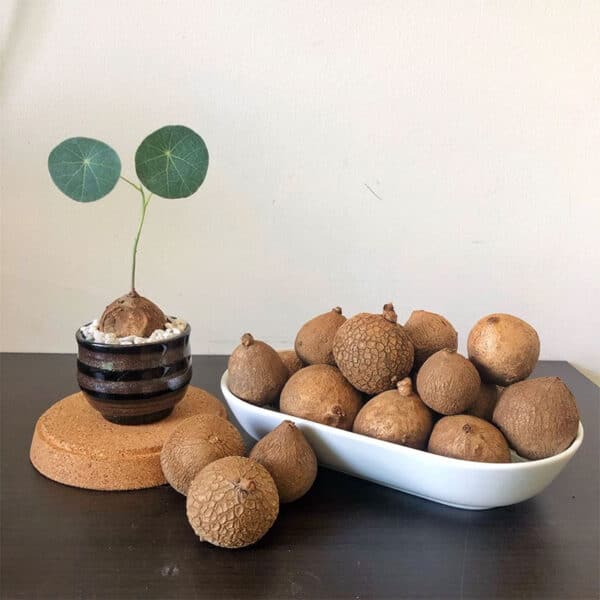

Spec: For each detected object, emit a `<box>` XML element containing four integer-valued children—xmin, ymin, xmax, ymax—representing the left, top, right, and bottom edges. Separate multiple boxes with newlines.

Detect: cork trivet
<box><xmin>30</xmin><ymin>386</ymin><xmax>227</xmax><ymax>491</ymax></box>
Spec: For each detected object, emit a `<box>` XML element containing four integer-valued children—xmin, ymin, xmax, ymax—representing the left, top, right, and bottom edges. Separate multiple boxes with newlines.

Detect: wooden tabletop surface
<box><xmin>1</xmin><ymin>354</ymin><xmax>598</xmax><ymax>600</ymax></box>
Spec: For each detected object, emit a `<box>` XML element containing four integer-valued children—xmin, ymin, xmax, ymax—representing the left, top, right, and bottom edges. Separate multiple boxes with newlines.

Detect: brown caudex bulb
<box><xmin>160</xmin><ymin>414</ymin><xmax>245</xmax><ymax>495</ymax></box>
<box><xmin>249</xmin><ymin>420</ymin><xmax>317</xmax><ymax>503</ymax></box>
<box><xmin>277</xmin><ymin>349</ymin><xmax>305</xmax><ymax>378</ymax></box>
<box><xmin>332</xmin><ymin>303</ymin><xmax>414</xmax><ymax>395</ymax></box>
<box><xmin>467</xmin><ymin>313</ymin><xmax>540</xmax><ymax>386</ymax></box>
<box><xmin>353</xmin><ymin>378</ymin><xmax>433</xmax><ymax>449</ymax></box>
<box><xmin>279</xmin><ymin>364</ymin><xmax>363</xmax><ymax>430</ymax></box>
<box><xmin>492</xmin><ymin>377</ymin><xmax>579</xmax><ymax>460</ymax></box>
<box><xmin>186</xmin><ymin>456</ymin><xmax>279</xmax><ymax>549</ymax></box>
<box><xmin>416</xmin><ymin>348</ymin><xmax>481</xmax><ymax>415</ymax></box>
<box><xmin>428</xmin><ymin>415</ymin><xmax>511</xmax><ymax>463</ymax></box>
<box><xmin>228</xmin><ymin>334</ymin><xmax>289</xmax><ymax>405</ymax></box>
<box><xmin>98</xmin><ymin>290</ymin><xmax>166</xmax><ymax>337</ymax></box>
<box><xmin>466</xmin><ymin>383</ymin><xmax>499</xmax><ymax>422</ymax></box>
<box><xmin>294</xmin><ymin>307</ymin><xmax>346</xmax><ymax>365</ymax></box>
<box><xmin>403</xmin><ymin>310</ymin><xmax>458</xmax><ymax>371</ymax></box>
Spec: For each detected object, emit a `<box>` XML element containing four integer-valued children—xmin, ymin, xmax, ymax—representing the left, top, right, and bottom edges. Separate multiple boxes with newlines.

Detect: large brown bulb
<box><xmin>294</xmin><ymin>307</ymin><xmax>346</xmax><ymax>365</ymax></box>
<box><xmin>98</xmin><ymin>290</ymin><xmax>166</xmax><ymax>337</ymax></box>
<box><xmin>467</xmin><ymin>313</ymin><xmax>540</xmax><ymax>386</ymax></box>
<box><xmin>404</xmin><ymin>310</ymin><xmax>458</xmax><ymax>371</ymax></box>
<box><xmin>492</xmin><ymin>377</ymin><xmax>579</xmax><ymax>460</ymax></box>
<box><xmin>428</xmin><ymin>415</ymin><xmax>511</xmax><ymax>463</ymax></box>
<box><xmin>279</xmin><ymin>364</ymin><xmax>363</xmax><ymax>430</ymax></box>
<box><xmin>186</xmin><ymin>456</ymin><xmax>279</xmax><ymax>549</ymax></box>
<box><xmin>353</xmin><ymin>378</ymin><xmax>433</xmax><ymax>449</ymax></box>
<box><xmin>160</xmin><ymin>414</ymin><xmax>245</xmax><ymax>496</ymax></box>
<box><xmin>416</xmin><ymin>348</ymin><xmax>481</xmax><ymax>415</ymax></box>
<box><xmin>332</xmin><ymin>303</ymin><xmax>414</xmax><ymax>395</ymax></box>
<box><xmin>249</xmin><ymin>420</ymin><xmax>318</xmax><ymax>503</ymax></box>
<box><xmin>228</xmin><ymin>334</ymin><xmax>289</xmax><ymax>406</ymax></box>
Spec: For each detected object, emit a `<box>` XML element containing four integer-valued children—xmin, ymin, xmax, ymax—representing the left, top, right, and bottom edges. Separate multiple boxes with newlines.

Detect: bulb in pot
<box><xmin>98</xmin><ymin>290</ymin><xmax>166</xmax><ymax>337</ymax></box>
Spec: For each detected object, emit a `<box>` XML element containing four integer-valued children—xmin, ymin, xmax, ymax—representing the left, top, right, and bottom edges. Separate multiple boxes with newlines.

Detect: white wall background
<box><xmin>1</xmin><ymin>1</ymin><xmax>599</xmax><ymax>384</ymax></box>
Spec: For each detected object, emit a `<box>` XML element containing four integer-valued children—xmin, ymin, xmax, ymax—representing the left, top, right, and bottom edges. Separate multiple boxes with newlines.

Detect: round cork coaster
<box><xmin>30</xmin><ymin>386</ymin><xmax>227</xmax><ymax>491</ymax></box>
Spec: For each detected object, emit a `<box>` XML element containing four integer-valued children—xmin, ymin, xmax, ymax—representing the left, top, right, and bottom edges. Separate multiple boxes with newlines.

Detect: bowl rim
<box><xmin>76</xmin><ymin>319</ymin><xmax>191</xmax><ymax>349</ymax></box>
<box><xmin>220</xmin><ymin>369</ymin><xmax>584</xmax><ymax>471</ymax></box>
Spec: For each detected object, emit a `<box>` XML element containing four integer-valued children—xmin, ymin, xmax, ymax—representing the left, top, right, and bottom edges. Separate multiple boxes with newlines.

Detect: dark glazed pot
<box><xmin>76</xmin><ymin>323</ymin><xmax>192</xmax><ymax>425</ymax></box>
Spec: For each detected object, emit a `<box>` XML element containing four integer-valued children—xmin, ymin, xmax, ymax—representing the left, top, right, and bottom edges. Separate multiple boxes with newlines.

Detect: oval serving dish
<box><xmin>221</xmin><ymin>370</ymin><xmax>584</xmax><ymax>510</ymax></box>
<box><xmin>76</xmin><ymin>323</ymin><xmax>192</xmax><ymax>425</ymax></box>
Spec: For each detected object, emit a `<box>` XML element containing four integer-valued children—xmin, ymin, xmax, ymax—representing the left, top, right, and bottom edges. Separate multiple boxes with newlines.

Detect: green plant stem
<box><xmin>130</xmin><ymin>187</ymin><xmax>152</xmax><ymax>292</ymax></box>
<box><xmin>120</xmin><ymin>175</ymin><xmax>142</xmax><ymax>191</ymax></box>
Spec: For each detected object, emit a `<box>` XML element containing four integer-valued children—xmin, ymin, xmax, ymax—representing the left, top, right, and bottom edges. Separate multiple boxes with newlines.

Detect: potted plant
<box><xmin>48</xmin><ymin>125</ymin><xmax>209</xmax><ymax>424</ymax></box>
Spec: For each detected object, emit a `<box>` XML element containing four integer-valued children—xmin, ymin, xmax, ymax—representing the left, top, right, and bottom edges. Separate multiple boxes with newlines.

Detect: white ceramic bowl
<box><xmin>221</xmin><ymin>371</ymin><xmax>584</xmax><ymax>510</ymax></box>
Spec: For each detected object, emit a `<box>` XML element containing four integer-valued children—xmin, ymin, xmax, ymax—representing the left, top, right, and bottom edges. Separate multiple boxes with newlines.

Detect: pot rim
<box><xmin>76</xmin><ymin>318</ymin><xmax>191</xmax><ymax>350</ymax></box>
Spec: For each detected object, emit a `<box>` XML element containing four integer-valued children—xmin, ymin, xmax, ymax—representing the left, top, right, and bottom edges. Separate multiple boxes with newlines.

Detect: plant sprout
<box><xmin>48</xmin><ymin>125</ymin><xmax>209</xmax><ymax>293</ymax></box>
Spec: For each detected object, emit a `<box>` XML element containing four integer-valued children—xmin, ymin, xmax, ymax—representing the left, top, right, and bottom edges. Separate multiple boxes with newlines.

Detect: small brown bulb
<box><xmin>332</xmin><ymin>303</ymin><xmax>414</xmax><ymax>395</ymax></box>
<box><xmin>249</xmin><ymin>420</ymin><xmax>317</xmax><ymax>503</ymax></box>
<box><xmin>294</xmin><ymin>307</ymin><xmax>346</xmax><ymax>365</ymax></box>
<box><xmin>428</xmin><ymin>415</ymin><xmax>511</xmax><ymax>463</ymax></box>
<box><xmin>416</xmin><ymin>349</ymin><xmax>481</xmax><ymax>415</ymax></box>
<box><xmin>493</xmin><ymin>377</ymin><xmax>579</xmax><ymax>459</ymax></box>
<box><xmin>98</xmin><ymin>290</ymin><xmax>166</xmax><ymax>337</ymax></box>
<box><xmin>186</xmin><ymin>456</ymin><xmax>279</xmax><ymax>549</ymax></box>
<box><xmin>277</xmin><ymin>349</ymin><xmax>305</xmax><ymax>377</ymax></box>
<box><xmin>466</xmin><ymin>383</ymin><xmax>499</xmax><ymax>422</ymax></box>
<box><xmin>160</xmin><ymin>414</ymin><xmax>245</xmax><ymax>495</ymax></box>
<box><xmin>353</xmin><ymin>378</ymin><xmax>433</xmax><ymax>449</ymax></box>
<box><xmin>467</xmin><ymin>313</ymin><xmax>540</xmax><ymax>385</ymax></box>
<box><xmin>404</xmin><ymin>310</ymin><xmax>458</xmax><ymax>370</ymax></box>
<box><xmin>228</xmin><ymin>334</ymin><xmax>289</xmax><ymax>405</ymax></box>
<box><xmin>279</xmin><ymin>364</ymin><xmax>363</xmax><ymax>430</ymax></box>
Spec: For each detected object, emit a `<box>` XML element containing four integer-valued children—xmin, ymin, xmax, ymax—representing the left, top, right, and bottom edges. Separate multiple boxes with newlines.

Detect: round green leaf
<box><xmin>48</xmin><ymin>137</ymin><xmax>121</xmax><ymax>202</ymax></box>
<box><xmin>135</xmin><ymin>125</ymin><xmax>209</xmax><ymax>199</ymax></box>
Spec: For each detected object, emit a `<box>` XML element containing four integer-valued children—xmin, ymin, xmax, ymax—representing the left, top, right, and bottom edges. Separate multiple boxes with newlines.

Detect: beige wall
<box><xmin>1</xmin><ymin>1</ymin><xmax>599</xmax><ymax>385</ymax></box>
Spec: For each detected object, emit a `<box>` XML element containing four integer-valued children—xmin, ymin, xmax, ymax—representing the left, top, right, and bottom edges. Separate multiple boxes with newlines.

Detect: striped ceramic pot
<box><xmin>76</xmin><ymin>324</ymin><xmax>192</xmax><ymax>425</ymax></box>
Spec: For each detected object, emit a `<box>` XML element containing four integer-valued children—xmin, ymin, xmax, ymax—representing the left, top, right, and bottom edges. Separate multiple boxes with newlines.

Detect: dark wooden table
<box><xmin>1</xmin><ymin>355</ymin><xmax>598</xmax><ymax>600</ymax></box>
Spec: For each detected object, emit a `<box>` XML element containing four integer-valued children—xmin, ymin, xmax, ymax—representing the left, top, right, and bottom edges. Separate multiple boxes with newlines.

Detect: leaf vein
<box><xmin>62</xmin><ymin>164</ymin><xmax>85</xmax><ymax>188</ymax></box>
<box><xmin>174</xmin><ymin>155</ymin><xmax>201</xmax><ymax>171</ymax></box>
<box><xmin>169</xmin><ymin>133</ymin><xmax>193</xmax><ymax>154</ymax></box>
<box><xmin>137</xmin><ymin>155</ymin><xmax>167</xmax><ymax>167</ymax></box>
<box><xmin>168</xmin><ymin>156</ymin><xmax>190</xmax><ymax>194</ymax></box>
<box><xmin>81</xmin><ymin>164</ymin><xmax>88</xmax><ymax>199</ymax></box>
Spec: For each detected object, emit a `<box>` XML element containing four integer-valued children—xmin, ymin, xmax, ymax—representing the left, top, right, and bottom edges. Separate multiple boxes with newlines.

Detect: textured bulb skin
<box><xmin>228</xmin><ymin>334</ymin><xmax>289</xmax><ymax>405</ymax></box>
<box><xmin>249</xmin><ymin>420</ymin><xmax>318</xmax><ymax>503</ymax></box>
<box><xmin>186</xmin><ymin>456</ymin><xmax>279</xmax><ymax>549</ymax></box>
<box><xmin>428</xmin><ymin>415</ymin><xmax>511</xmax><ymax>463</ymax></box>
<box><xmin>277</xmin><ymin>350</ymin><xmax>305</xmax><ymax>377</ymax></box>
<box><xmin>160</xmin><ymin>414</ymin><xmax>245</xmax><ymax>495</ymax></box>
<box><xmin>466</xmin><ymin>383</ymin><xmax>499</xmax><ymax>422</ymax></box>
<box><xmin>332</xmin><ymin>304</ymin><xmax>414</xmax><ymax>395</ymax></box>
<box><xmin>294</xmin><ymin>307</ymin><xmax>346</xmax><ymax>365</ymax></box>
<box><xmin>98</xmin><ymin>290</ymin><xmax>166</xmax><ymax>337</ymax></box>
<box><xmin>416</xmin><ymin>349</ymin><xmax>481</xmax><ymax>415</ymax></box>
<box><xmin>467</xmin><ymin>313</ymin><xmax>540</xmax><ymax>386</ymax></box>
<box><xmin>404</xmin><ymin>310</ymin><xmax>458</xmax><ymax>370</ymax></box>
<box><xmin>492</xmin><ymin>377</ymin><xmax>579</xmax><ymax>459</ymax></box>
<box><xmin>279</xmin><ymin>364</ymin><xmax>363</xmax><ymax>430</ymax></box>
<box><xmin>353</xmin><ymin>378</ymin><xmax>433</xmax><ymax>449</ymax></box>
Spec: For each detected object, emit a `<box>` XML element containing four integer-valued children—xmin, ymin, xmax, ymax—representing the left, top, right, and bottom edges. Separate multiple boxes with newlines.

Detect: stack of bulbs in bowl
<box><xmin>227</xmin><ymin>305</ymin><xmax>580</xmax><ymax>463</ymax></box>
<box><xmin>158</xmin><ymin>304</ymin><xmax>582</xmax><ymax>551</ymax></box>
